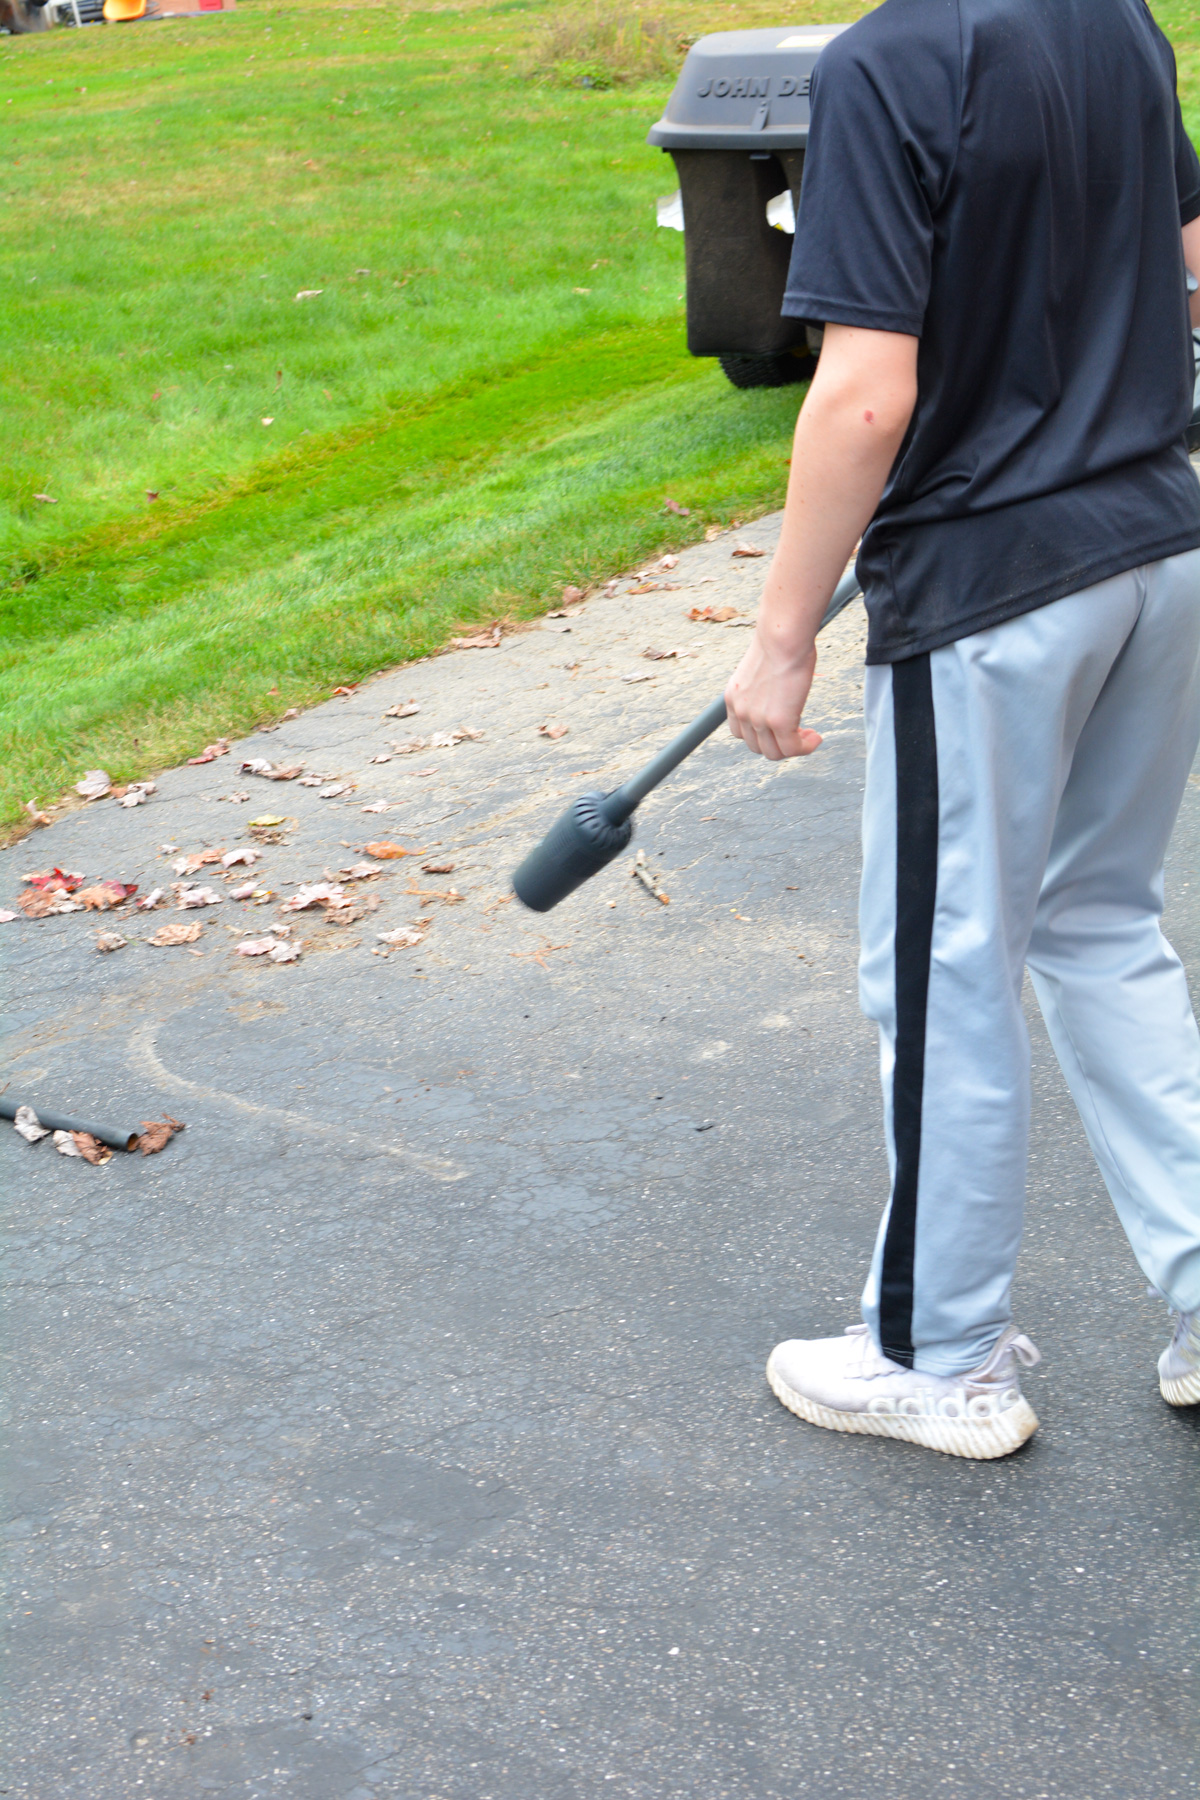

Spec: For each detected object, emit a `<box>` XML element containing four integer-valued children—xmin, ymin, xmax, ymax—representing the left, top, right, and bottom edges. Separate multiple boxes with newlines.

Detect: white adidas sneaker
<box><xmin>1158</xmin><ymin>1309</ymin><xmax>1200</xmax><ymax>1406</ymax></box>
<box><xmin>766</xmin><ymin>1323</ymin><xmax>1041</xmax><ymax>1459</ymax></box>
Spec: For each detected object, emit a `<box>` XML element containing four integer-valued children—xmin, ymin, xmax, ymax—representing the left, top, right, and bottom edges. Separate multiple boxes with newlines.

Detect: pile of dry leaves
<box><xmin>13</xmin><ymin>869</ymin><xmax>138</xmax><ymax>920</ymax></box>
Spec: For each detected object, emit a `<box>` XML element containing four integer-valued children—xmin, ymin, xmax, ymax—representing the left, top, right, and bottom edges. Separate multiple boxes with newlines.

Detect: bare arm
<box><xmin>724</xmin><ymin>323</ymin><xmax>918</xmax><ymax>760</ymax></box>
<box><xmin>1184</xmin><ymin>217</ymin><xmax>1200</xmax><ymax>328</ymax></box>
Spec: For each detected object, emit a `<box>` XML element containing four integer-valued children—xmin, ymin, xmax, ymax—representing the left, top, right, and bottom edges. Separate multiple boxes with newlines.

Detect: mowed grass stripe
<box><xmin>4</xmin><ymin>320</ymin><xmax>705</xmax><ymax>633</ymax></box>
<box><xmin>4</xmin><ymin>357</ymin><xmax>802</xmax><ymax>819</ymax></box>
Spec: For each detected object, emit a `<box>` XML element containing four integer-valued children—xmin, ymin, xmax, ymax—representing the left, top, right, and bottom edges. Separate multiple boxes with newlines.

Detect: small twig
<box><xmin>632</xmin><ymin>849</ymin><xmax>670</xmax><ymax>905</ymax></box>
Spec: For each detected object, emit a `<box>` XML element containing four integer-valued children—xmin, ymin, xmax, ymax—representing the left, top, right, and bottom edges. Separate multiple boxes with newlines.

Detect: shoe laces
<box><xmin>1169</xmin><ymin>1309</ymin><xmax>1200</xmax><ymax>1354</ymax></box>
<box><xmin>1147</xmin><ymin>1288</ymin><xmax>1200</xmax><ymax>1351</ymax></box>
<box><xmin>972</xmin><ymin>1327</ymin><xmax>1041</xmax><ymax>1382</ymax></box>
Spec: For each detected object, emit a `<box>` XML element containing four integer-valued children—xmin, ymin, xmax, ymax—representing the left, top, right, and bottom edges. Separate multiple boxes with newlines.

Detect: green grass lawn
<box><xmin>3</xmin><ymin>0</ymin><xmax>1197</xmax><ymax>829</ymax></box>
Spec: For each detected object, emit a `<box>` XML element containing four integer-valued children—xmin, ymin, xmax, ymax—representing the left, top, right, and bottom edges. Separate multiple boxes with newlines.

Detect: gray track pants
<box><xmin>858</xmin><ymin>551</ymin><xmax>1200</xmax><ymax>1376</ymax></box>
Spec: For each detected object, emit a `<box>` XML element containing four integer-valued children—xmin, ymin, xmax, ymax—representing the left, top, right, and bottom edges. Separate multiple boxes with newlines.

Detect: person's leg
<box><xmin>1026</xmin><ymin>548</ymin><xmax>1200</xmax><ymax>1317</ymax></box>
<box><xmin>858</xmin><ymin>570</ymin><xmax>1151</xmax><ymax>1376</ymax></box>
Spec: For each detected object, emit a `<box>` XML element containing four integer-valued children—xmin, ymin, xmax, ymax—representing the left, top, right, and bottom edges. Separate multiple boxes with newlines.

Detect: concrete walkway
<box><xmin>3</xmin><ymin>516</ymin><xmax>1197</xmax><ymax>1799</ymax></box>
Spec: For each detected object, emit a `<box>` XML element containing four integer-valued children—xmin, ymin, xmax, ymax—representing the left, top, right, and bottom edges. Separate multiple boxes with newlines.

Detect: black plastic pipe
<box><xmin>0</xmin><ymin>1095</ymin><xmax>141</xmax><ymax>1153</ymax></box>
<box><xmin>512</xmin><ymin>567</ymin><xmax>862</xmax><ymax>912</ymax></box>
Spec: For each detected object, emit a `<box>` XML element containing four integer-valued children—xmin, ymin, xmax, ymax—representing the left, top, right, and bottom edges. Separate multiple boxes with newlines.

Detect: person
<box><xmin>724</xmin><ymin>0</ymin><xmax>1200</xmax><ymax>1458</ymax></box>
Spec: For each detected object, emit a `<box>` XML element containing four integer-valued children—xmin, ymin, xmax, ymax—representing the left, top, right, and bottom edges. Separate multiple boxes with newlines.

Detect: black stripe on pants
<box><xmin>879</xmin><ymin>653</ymin><xmax>939</xmax><ymax>1368</ymax></box>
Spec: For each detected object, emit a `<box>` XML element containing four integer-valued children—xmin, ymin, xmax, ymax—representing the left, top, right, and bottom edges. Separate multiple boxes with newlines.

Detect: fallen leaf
<box><xmin>17</xmin><ymin>890</ymin><xmax>85</xmax><ymax>917</ymax></box>
<box><xmin>538</xmin><ymin>722</ymin><xmax>569</xmax><ymax>739</ymax></box>
<box><xmin>281</xmin><ymin>707</ymin><xmax>300</xmax><ymax>721</ymax></box>
<box><xmin>360</xmin><ymin>801</ymin><xmax>390</xmax><ymax>814</ymax></box>
<box><xmin>332</xmin><ymin>685</ymin><xmax>358</xmax><ymax>698</ymax></box>
<box><xmin>295</xmin><ymin>289</ymin><xmax>324</xmax><ymax>301</ymax></box>
<box><xmin>54</xmin><ymin>1129</ymin><xmax>97</xmax><ymax>1161</ymax></box>
<box><xmin>687</xmin><ymin>605</ymin><xmax>739</xmax><ymax>623</ymax></box>
<box><xmin>149</xmin><ymin>921</ymin><xmax>204</xmax><ymax>946</ymax></box>
<box><xmin>339</xmin><ymin>862</ymin><xmax>379</xmax><ymax>879</ymax></box>
<box><xmin>642</xmin><ymin>647</ymin><xmax>695</xmax><ymax>661</ymax></box>
<box><xmin>369</xmin><ymin>753</ymin><xmax>392</xmax><ymax>764</ymax></box>
<box><xmin>627</xmin><ymin>582</ymin><xmax>661</xmax><ymax>595</ymax></box>
<box><xmin>704</xmin><ymin>525</ymin><xmax>725</xmax><ymax>542</ymax></box>
<box><xmin>414</xmin><ymin>767</ymin><xmax>438</xmax><ymax>777</ymax></box>
<box><xmin>222</xmin><ymin>847</ymin><xmax>259</xmax><ymax>868</ymax></box>
<box><xmin>187</xmin><ymin>740</ymin><xmax>230</xmax><ymax>765</ymax></box>
<box><xmin>14</xmin><ymin>1105</ymin><xmax>50</xmax><ymax>1143</ymax></box>
<box><xmin>269</xmin><ymin>941</ymin><xmax>302</xmax><ymax>963</ymax></box>
<box><xmin>235</xmin><ymin>936</ymin><xmax>279</xmax><ymax>957</ymax></box>
<box><xmin>450</xmin><ymin>625</ymin><xmax>502</xmax><ymax>650</ymax></box>
<box><xmin>731</xmin><ymin>542</ymin><xmax>766</xmax><ymax>558</ymax></box>
<box><xmin>377</xmin><ymin>923</ymin><xmax>430</xmax><ymax>948</ymax></box>
<box><xmin>94</xmin><ymin>931</ymin><xmax>127</xmax><ymax>953</ymax></box>
<box><xmin>53</xmin><ymin>1128</ymin><xmax>111</xmax><ymax>1163</ymax></box>
<box><xmin>562</xmin><ymin>584</ymin><xmax>585</xmax><ymax>603</ymax></box>
<box><xmin>34</xmin><ymin>492</ymin><xmax>58</xmax><ymax>504</ymax></box>
<box><xmin>24</xmin><ymin>868</ymin><xmax>85</xmax><ymax>892</ymax></box>
<box><xmin>227</xmin><ymin>880</ymin><xmax>259</xmax><ymax>900</ymax></box>
<box><xmin>75</xmin><ymin>769</ymin><xmax>112</xmax><ymax>801</ymax></box>
<box><xmin>664</xmin><ymin>498</ymin><xmax>690</xmax><ymax>516</ymax></box>
<box><xmin>247</xmin><ymin>814</ymin><xmax>286</xmax><ymax>828</ymax></box>
<box><xmin>24</xmin><ymin>801</ymin><xmax>52</xmax><ymax>827</ymax></box>
<box><xmin>146</xmin><ymin>490</ymin><xmax>159</xmax><ymax>501</ymax></box>
<box><xmin>175</xmin><ymin>884</ymin><xmax>223</xmax><ymax>909</ymax></box>
<box><xmin>240</xmin><ymin>759</ymin><xmax>303</xmax><ymax>781</ymax></box>
<box><xmin>78</xmin><ymin>882</ymin><xmax>137</xmax><ymax>911</ymax></box>
<box><xmin>318</xmin><ymin>783</ymin><xmax>352</xmax><ymax>799</ymax></box>
<box><xmin>388</xmin><ymin>737</ymin><xmax>428</xmax><ymax>755</ymax></box>
<box><xmin>280</xmin><ymin>882</ymin><xmax>347</xmax><ymax>912</ymax></box>
<box><xmin>262</xmin><ymin>416</ymin><xmax>275</xmax><ymax>426</ymax></box>
<box><xmin>0</xmin><ymin>909</ymin><xmax>16</xmax><ymax>923</ymax></box>
<box><xmin>117</xmin><ymin>781</ymin><xmax>156</xmax><ymax>808</ymax></box>
<box><xmin>138</xmin><ymin>1116</ymin><xmax>185</xmax><ymax>1156</ymax></box>
<box><xmin>172</xmin><ymin>851</ymin><xmax>223</xmax><ymax>876</ymax></box>
<box><xmin>363</xmin><ymin>842</ymin><xmax>413</xmax><ymax>860</ymax></box>
<box><xmin>382</xmin><ymin>700</ymin><xmax>420</xmax><ymax>719</ymax></box>
<box><xmin>621</xmin><ymin>671</ymin><xmax>656</xmax><ymax>684</ymax></box>
<box><xmin>327</xmin><ymin>893</ymin><xmax>380</xmax><ymax>925</ymax></box>
<box><xmin>421</xmin><ymin>860</ymin><xmax>455</xmax><ymax>874</ymax></box>
<box><xmin>136</xmin><ymin>888</ymin><xmax>167</xmax><ymax>910</ymax></box>
<box><xmin>223</xmin><ymin>791</ymin><xmax>252</xmax><ymax>804</ymax></box>
<box><xmin>659</xmin><ymin>555</ymin><xmax>679</xmax><ymax>570</ymax></box>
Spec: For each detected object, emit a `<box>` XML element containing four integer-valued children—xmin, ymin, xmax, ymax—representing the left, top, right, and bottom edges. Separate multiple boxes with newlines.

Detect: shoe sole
<box><xmin>766</xmin><ymin>1351</ymin><xmax>1039</xmax><ymax>1460</ymax></box>
<box><xmin>1160</xmin><ymin>1365</ymin><xmax>1200</xmax><ymax>1406</ymax></box>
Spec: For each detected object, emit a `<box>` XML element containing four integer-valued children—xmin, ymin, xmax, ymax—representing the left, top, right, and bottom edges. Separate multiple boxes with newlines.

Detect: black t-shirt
<box><xmin>783</xmin><ymin>0</ymin><xmax>1200</xmax><ymax>663</ymax></box>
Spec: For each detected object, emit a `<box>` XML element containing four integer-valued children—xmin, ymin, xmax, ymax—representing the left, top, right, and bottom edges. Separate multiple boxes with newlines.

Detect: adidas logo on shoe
<box><xmin>766</xmin><ymin>1323</ymin><xmax>1041</xmax><ymax>1460</ymax></box>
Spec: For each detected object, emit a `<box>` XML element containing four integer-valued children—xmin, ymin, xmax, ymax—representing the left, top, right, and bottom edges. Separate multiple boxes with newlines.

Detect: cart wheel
<box><xmin>717</xmin><ymin>351</ymin><xmax>814</xmax><ymax>390</ymax></box>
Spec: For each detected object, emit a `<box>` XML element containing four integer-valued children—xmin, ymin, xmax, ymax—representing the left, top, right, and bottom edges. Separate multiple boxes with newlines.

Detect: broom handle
<box><xmin>600</xmin><ymin>567</ymin><xmax>862</xmax><ymax>826</ymax></box>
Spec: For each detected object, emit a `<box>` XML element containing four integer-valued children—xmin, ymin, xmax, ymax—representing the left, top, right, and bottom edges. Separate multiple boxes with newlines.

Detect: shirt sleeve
<box><xmin>782</xmin><ymin>36</ymin><xmax>957</xmax><ymax>336</ymax></box>
<box><xmin>1174</xmin><ymin>95</ymin><xmax>1200</xmax><ymax>225</ymax></box>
